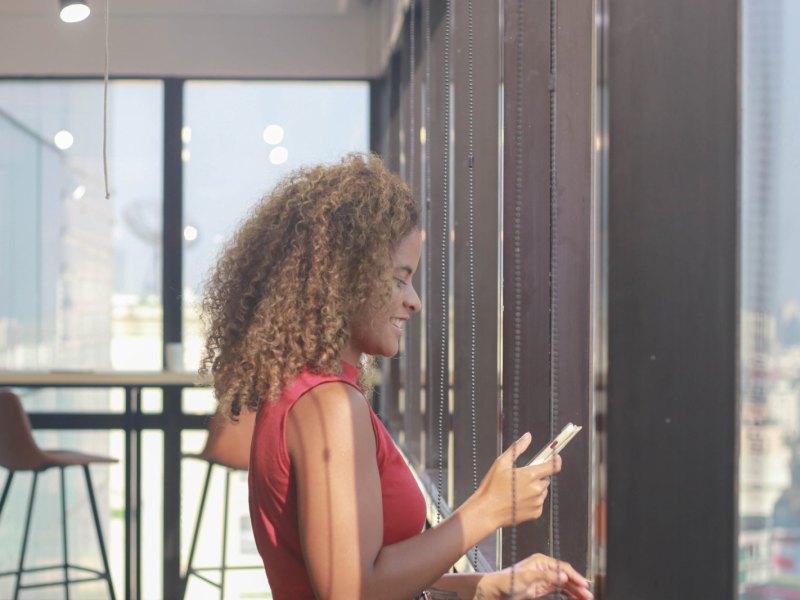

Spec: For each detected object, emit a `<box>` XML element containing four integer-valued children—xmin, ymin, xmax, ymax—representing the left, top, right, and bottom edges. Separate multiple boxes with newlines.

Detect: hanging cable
<box><xmin>436</xmin><ymin>0</ymin><xmax>452</xmax><ymax>526</ymax></box>
<box><xmin>424</xmin><ymin>0</ymin><xmax>434</xmax><ymax>488</ymax></box>
<box><xmin>509</xmin><ymin>0</ymin><xmax>525</xmax><ymax>592</ymax></box>
<box><xmin>103</xmin><ymin>0</ymin><xmax>110</xmax><ymax>199</ymax></box>
<box><xmin>465</xmin><ymin>0</ymin><xmax>480</xmax><ymax>571</ymax></box>
<box><xmin>423</xmin><ymin>1</ymin><xmax>436</xmax><ymax>529</ymax></box>
<box><xmin>548</xmin><ymin>0</ymin><xmax>563</xmax><ymax>595</ymax></box>
<box><xmin>409</xmin><ymin>0</ymin><xmax>416</xmax><ymax>196</ymax></box>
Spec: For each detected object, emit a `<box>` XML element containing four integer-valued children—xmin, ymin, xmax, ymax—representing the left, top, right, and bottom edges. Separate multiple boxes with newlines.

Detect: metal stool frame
<box><xmin>0</xmin><ymin>390</ymin><xmax>117</xmax><ymax>600</ymax></box>
<box><xmin>180</xmin><ymin>410</ymin><xmax>261</xmax><ymax>600</ymax></box>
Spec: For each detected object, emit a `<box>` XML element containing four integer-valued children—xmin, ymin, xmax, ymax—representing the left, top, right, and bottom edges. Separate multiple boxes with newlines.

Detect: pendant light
<box><xmin>60</xmin><ymin>0</ymin><xmax>90</xmax><ymax>23</ymax></box>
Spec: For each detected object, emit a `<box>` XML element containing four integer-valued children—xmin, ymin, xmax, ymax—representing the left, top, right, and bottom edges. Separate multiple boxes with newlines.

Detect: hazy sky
<box><xmin>773</xmin><ymin>0</ymin><xmax>800</xmax><ymax>315</ymax></box>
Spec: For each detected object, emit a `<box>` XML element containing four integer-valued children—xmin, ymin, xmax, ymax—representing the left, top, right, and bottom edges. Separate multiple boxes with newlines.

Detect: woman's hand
<box><xmin>475</xmin><ymin>554</ymin><xmax>593</xmax><ymax>600</ymax></box>
<box><xmin>472</xmin><ymin>433</ymin><xmax>562</xmax><ymax>529</ymax></box>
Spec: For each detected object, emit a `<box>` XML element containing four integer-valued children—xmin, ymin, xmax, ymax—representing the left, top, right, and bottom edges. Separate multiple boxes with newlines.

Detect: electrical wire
<box><xmin>103</xmin><ymin>0</ymin><xmax>110</xmax><ymax>199</ymax></box>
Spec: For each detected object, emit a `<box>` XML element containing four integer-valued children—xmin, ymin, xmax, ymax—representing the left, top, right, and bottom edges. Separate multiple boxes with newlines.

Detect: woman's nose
<box><xmin>405</xmin><ymin>285</ymin><xmax>421</xmax><ymax>313</ymax></box>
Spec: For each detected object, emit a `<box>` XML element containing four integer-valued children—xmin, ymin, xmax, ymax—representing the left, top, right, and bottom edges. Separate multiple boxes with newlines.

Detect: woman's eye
<box><xmin>395</xmin><ymin>277</ymin><xmax>407</xmax><ymax>287</ymax></box>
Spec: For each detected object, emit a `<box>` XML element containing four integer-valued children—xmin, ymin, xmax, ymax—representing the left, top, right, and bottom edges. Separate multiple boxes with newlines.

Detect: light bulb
<box><xmin>269</xmin><ymin>146</ymin><xmax>288</xmax><ymax>165</ymax></box>
<box><xmin>60</xmin><ymin>1</ymin><xmax>90</xmax><ymax>23</ymax></box>
<box><xmin>262</xmin><ymin>125</ymin><xmax>285</xmax><ymax>145</ymax></box>
<box><xmin>54</xmin><ymin>130</ymin><xmax>74</xmax><ymax>150</ymax></box>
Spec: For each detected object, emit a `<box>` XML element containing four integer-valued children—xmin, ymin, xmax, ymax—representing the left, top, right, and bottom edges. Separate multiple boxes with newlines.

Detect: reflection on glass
<box><xmin>0</xmin><ymin>79</ymin><xmax>162</xmax><ymax>599</ymax></box>
<box><xmin>592</xmin><ymin>0</ymin><xmax>610</xmax><ymax>589</ymax></box>
<box><xmin>739</xmin><ymin>1</ymin><xmax>800</xmax><ymax>597</ymax></box>
<box><xmin>0</xmin><ymin>80</ymin><xmax>164</xmax><ymax>373</ymax></box>
<box><xmin>181</xmin><ymin>81</ymin><xmax>369</xmax><ymax>372</ymax></box>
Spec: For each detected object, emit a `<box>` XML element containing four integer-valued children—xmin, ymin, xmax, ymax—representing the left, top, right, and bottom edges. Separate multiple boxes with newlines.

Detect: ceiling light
<box><xmin>262</xmin><ymin>125</ymin><xmax>284</xmax><ymax>145</ymax></box>
<box><xmin>60</xmin><ymin>0</ymin><xmax>91</xmax><ymax>23</ymax></box>
<box><xmin>54</xmin><ymin>130</ymin><xmax>74</xmax><ymax>150</ymax></box>
<box><xmin>269</xmin><ymin>146</ymin><xmax>288</xmax><ymax>165</ymax></box>
<box><xmin>183</xmin><ymin>225</ymin><xmax>198</xmax><ymax>242</ymax></box>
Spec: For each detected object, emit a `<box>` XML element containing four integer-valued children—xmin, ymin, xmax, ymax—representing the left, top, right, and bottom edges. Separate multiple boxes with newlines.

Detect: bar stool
<box><xmin>181</xmin><ymin>408</ymin><xmax>261</xmax><ymax>599</ymax></box>
<box><xmin>0</xmin><ymin>390</ymin><xmax>117</xmax><ymax>600</ymax></box>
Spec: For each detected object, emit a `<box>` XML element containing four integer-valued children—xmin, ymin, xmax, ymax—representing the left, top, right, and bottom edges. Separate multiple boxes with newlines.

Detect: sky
<box><xmin>773</xmin><ymin>0</ymin><xmax>800</xmax><ymax>318</ymax></box>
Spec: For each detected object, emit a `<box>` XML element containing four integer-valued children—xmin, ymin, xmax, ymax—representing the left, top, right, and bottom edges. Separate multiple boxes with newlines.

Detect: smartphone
<box><xmin>526</xmin><ymin>422</ymin><xmax>582</xmax><ymax>466</ymax></box>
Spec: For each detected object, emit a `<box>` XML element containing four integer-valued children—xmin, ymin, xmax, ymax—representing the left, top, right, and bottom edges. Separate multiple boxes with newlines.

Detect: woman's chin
<box><xmin>377</xmin><ymin>343</ymin><xmax>401</xmax><ymax>359</ymax></box>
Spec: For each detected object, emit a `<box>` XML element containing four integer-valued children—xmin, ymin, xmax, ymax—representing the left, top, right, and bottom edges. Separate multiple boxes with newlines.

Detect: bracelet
<box><xmin>420</xmin><ymin>590</ymin><xmax>460</xmax><ymax>599</ymax></box>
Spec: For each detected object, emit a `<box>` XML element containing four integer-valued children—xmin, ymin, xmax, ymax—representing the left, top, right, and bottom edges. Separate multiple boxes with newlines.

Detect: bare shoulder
<box><xmin>286</xmin><ymin>381</ymin><xmax>375</xmax><ymax>462</ymax></box>
<box><xmin>290</xmin><ymin>381</ymin><xmax>367</xmax><ymax>421</ymax></box>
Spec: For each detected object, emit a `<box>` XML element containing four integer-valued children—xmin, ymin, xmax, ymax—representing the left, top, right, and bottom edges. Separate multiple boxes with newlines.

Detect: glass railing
<box><xmin>0</xmin><ymin>373</ymin><xmax>269</xmax><ymax>600</ymax></box>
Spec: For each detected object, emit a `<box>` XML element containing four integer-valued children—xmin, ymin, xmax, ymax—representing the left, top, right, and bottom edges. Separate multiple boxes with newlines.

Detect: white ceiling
<box><xmin>0</xmin><ymin>0</ymin><xmax>402</xmax><ymax>79</ymax></box>
<box><xmin>0</xmin><ymin>0</ymin><xmax>364</xmax><ymax>18</ymax></box>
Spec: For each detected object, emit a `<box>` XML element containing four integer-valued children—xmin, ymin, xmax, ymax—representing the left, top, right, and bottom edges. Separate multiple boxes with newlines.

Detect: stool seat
<box><xmin>41</xmin><ymin>450</ymin><xmax>118</xmax><ymax>468</ymax></box>
<box><xmin>0</xmin><ymin>389</ymin><xmax>117</xmax><ymax>600</ymax></box>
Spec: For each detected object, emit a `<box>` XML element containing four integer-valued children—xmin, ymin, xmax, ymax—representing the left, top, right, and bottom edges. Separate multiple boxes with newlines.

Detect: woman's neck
<box><xmin>339</xmin><ymin>343</ymin><xmax>362</xmax><ymax>369</ymax></box>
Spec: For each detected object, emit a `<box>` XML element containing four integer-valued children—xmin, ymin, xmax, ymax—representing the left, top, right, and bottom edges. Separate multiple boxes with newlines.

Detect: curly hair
<box><xmin>200</xmin><ymin>153</ymin><xmax>419</xmax><ymax>419</ymax></box>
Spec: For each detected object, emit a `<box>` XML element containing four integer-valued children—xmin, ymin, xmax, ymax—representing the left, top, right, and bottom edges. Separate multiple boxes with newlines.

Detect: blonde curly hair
<box><xmin>200</xmin><ymin>153</ymin><xmax>419</xmax><ymax>418</ymax></box>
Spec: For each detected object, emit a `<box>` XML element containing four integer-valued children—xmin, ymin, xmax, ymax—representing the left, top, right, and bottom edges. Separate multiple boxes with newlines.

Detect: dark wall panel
<box><xmin>451</xmin><ymin>0</ymin><xmax>501</xmax><ymax>512</ymax></box>
<box><xmin>424</xmin><ymin>0</ymin><xmax>452</xmax><ymax>497</ymax></box>
<box><xmin>501</xmin><ymin>0</ymin><xmax>555</xmax><ymax>564</ymax></box>
<box><xmin>552</xmin><ymin>0</ymin><xmax>593</xmax><ymax>575</ymax></box>
<box><xmin>605</xmin><ymin>0</ymin><xmax>738</xmax><ymax>597</ymax></box>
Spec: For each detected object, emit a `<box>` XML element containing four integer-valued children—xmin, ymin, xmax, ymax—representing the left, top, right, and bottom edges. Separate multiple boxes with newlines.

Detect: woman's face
<box><xmin>345</xmin><ymin>229</ymin><xmax>422</xmax><ymax>362</ymax></box>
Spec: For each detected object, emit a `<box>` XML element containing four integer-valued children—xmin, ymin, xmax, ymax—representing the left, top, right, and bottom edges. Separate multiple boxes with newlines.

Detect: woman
<box><xmin>201</xmin><ymin>154</ymin><xmax>593</xmax><ymax>600</ymax></box>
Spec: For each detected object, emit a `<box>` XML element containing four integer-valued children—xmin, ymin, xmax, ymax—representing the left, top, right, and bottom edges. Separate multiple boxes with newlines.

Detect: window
<box><xmin>181</xmin><ymin>81</ymin><xmax>369</xmax><ymax>372</ymax></box>
<box><xmin>739</xmin><ymin>0</ymin><xmax>800</xmax><ymax>596</ymax></box>
<box><xmin>0</xmin><ymin>80</ymin><xmax>164</xmax><ymax>372</ymax></box>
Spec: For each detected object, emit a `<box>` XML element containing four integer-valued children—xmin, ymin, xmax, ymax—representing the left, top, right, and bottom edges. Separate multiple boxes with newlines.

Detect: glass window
<box><xmin>181</xmin><ymin>81</ymin><xmax>370</xmax><ymax>371</ymax></box>
<box><xmin>0</xmin><ymin>80</ymin><xmax>163</xmax><ymax>372</ymax></box>
<box><xmin>739</xmin><ymin>0</ymin><xmax>800</xmax><ymax>596</ymax></box>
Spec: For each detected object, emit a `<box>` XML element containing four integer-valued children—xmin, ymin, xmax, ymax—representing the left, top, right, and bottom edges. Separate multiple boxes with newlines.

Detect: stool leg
<box><xmin>220</xmin><ymin>469</ymin><xmax>232</xmax><ymax>600</ymax></box>
<box><xmin>60</xmin><ymin>467</ymin><xmax>71</xmax><ymax>600</ymax></box>
<box><xmin>14</xmin><ymin>471</ymin><xmax>38</xmax><ymax>600</ymax></box>
<box><xmin>83</xmin><ymin>465</ymin><xmax>116</xmax><ymax>600</ymax></box>
<box><xmin>0</xmin><ymin>471</ymin><xmax>15</xmax><ymax>519</ymax></box>
<box><xmin>182</xmin><ymin>463</ymin><xmax>214</xmax><ymax>600</ymax></box>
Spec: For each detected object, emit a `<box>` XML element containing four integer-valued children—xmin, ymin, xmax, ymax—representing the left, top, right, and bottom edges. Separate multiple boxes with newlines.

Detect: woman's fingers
<box><xmin>551</xmin><ymin>558</ymin><xmax>586</xmax><ymax>583</ymax></box>
<box><xmin>508</xmin><ymin>470</ymin><xmax>553</xmax><ymax>521</ymax></box>
<box><xmin>561</xmin><ymin>582</ymin><xmax>595</xmax><ymax>600</ymax></box>
<box><xmin>520</xmin><ymin>569</ymin><xmax>563</xmax><ymax>596</ymax></box>
<box><xmin>480</xmin><ymin>436</ymin><xmax>567</xmax><ymax>526</ymax></box>
<box><xmin>522</xmin><ymin>453</ymin><xmax>562</xmax><ymax>476</ymax></box>
<box><xmin>548</xmin><ymin>560</ymin><xmax>593</xmax><ymax>600</ymax></box>
<box><xmin>500</xmin><ymin>432</ymin><xmax>532</xmax><ymax>464</ymax></box>
<box><xmin>491</xmin><ymin>554</ymin><xmax>593</xmax><ymax>600</ymax></box>
<box><xmin>518</xmin><ymin>556</ymin><xmax>593</xmax><ymax>599</ymax></box>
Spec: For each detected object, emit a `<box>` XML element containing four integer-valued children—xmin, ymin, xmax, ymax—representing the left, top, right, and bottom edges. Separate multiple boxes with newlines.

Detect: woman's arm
<box><xmin>286</xmin><ymin>382</ymin><xmax>562</xmax><ymax>600</ymax></box>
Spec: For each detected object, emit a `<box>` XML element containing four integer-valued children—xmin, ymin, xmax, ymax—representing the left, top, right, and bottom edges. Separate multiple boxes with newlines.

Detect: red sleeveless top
<box><xmin>248</xmin><ymin>361</ymin><xmax>427</xmax><ymax>599</ymax></box>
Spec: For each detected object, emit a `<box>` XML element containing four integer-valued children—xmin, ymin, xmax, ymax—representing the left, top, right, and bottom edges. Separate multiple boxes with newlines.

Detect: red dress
<box><xmin>248</xmin><ymin>361</ymin><xmax>427</xmax><ymax>599</ymax></box>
